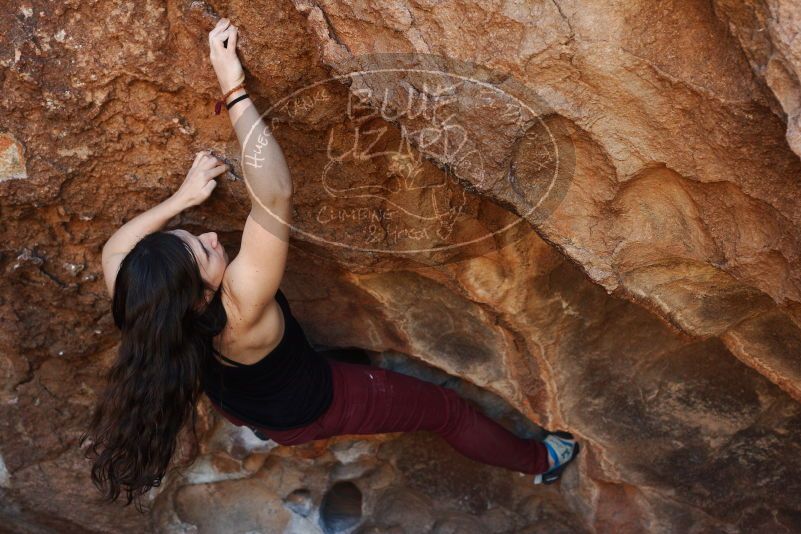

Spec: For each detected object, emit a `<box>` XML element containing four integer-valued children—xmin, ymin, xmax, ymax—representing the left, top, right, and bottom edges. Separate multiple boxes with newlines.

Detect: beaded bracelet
<box><xmin>215</xmin><ymin>82</ymin><xmax>246</xmax><ymax>115</ymax></box>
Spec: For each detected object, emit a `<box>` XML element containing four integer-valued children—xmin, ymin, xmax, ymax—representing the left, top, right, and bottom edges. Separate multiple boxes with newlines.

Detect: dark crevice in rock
<box><xmin>320</xmin><ymin>480</ymin><xmax>363</xmax><ymax>533</ymax></box>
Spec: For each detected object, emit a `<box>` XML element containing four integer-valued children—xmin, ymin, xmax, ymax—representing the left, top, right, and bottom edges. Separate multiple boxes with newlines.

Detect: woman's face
<box><xmin>167</xmin><ymin>229</ymin><xmax>229</xmax><ymax>291</ymax></box>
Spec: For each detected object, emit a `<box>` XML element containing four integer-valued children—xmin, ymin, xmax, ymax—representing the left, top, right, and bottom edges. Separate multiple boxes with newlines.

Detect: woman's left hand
<box><xmin>173</xmin><ymin>150</ymin><xmax>229</xmax><ymax>208</ymax></box>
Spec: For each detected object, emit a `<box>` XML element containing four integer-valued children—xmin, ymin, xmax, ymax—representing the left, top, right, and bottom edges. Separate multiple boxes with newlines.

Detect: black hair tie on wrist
<box><xmin>226</xmin><ymin>93</ymin><xmax>249</xmax><ymax>110</ymax></box>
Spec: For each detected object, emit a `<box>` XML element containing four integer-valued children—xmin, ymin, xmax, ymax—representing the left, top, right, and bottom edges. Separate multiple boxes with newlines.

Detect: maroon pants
<box><xmin>210</xmin><ymin>358</ymin><xmax>549</xmax><ymax>475</ymax></box>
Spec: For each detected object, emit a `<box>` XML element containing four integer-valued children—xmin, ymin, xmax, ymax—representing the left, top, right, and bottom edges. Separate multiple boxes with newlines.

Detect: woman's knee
<box><xmin>435</xmin><ymin>387</ymin><xmax>474</xmax><ymax>436</ymax></box>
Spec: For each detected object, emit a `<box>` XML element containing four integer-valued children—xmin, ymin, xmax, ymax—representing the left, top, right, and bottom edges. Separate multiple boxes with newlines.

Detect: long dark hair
<box><xmin>79</xmin><ymin>230</ymin><xmax>228</xmax><ymax>512</ymax></box>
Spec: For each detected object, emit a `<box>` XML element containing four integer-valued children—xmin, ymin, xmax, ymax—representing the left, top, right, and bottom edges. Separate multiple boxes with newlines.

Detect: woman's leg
<box><xmin>313</xmin><ymin>360</ymin><xmax>550</xmax><ymax>475</ymax></box>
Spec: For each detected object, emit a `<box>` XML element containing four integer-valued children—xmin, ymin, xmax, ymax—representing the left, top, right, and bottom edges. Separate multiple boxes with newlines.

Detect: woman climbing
<box><xmin>80</xmin><ymin>17</ymin><xmax>579</xmax><ymax>510</ymax></box>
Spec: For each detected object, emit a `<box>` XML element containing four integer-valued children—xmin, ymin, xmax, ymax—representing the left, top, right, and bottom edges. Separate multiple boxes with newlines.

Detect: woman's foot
<box><xmin>533</xmin><ymin>430</ymin><xmax>580</xmax><ymax>485</ymax></box>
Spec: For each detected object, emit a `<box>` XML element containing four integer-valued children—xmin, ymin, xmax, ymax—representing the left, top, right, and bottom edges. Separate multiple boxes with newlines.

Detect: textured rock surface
<box><xmin>2</xmin><ymin>0</ymin><xmax>801</xmax><ymax>532</ymax></box>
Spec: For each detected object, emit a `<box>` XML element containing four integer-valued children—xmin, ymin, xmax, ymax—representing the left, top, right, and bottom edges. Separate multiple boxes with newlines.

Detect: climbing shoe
<box><xmin>533</xmin><ymin>430</ymin><xmax>580</xmax><ymax>485</ymax></box>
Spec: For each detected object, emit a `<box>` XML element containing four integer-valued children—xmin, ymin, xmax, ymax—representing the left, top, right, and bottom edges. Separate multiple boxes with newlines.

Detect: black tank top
<box><xmin>202</xmin><ymin>287</ymin><xmax>334</xmax><ymax>430</ymax></box>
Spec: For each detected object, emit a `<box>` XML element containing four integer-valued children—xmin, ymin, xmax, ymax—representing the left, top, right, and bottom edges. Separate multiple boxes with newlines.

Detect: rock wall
<box><xmin>1</xmin><ymin>0</ymin><xmax>800</xmax><ymax>532</ymax></box>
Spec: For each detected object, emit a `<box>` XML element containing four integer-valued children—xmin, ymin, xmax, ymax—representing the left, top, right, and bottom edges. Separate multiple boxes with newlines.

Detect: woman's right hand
<box><xmin>208</xmin><ymin>18</ymin><xmax>244</xmax><ymax>93</ymax></box>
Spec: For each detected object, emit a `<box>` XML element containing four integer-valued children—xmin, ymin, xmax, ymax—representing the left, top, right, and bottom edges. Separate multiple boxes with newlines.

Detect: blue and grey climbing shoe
<box><xmin>533</xmin><ymin>430</ymin><xmax>580</xmax><ymax>485</ymax></box>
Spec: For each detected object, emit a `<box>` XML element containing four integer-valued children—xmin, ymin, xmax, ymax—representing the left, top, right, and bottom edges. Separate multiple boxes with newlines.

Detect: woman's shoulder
<box><xmin>215</xmin><ymin>289</ymin><xmax>286</xmax><ymax>365</ymax></box>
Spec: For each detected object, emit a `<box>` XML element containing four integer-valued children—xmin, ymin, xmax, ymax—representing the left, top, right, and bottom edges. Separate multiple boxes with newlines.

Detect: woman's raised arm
<box><xmin>101</xmin><ymin>151</ymin><xmax>229</xmax><ymax>297</ymax></box>
<box><xmin>209</xmin><ymin>19</ymin><xmax>292</xmax><ymax>203</ymax></box>
<box><xmin>206</xmin><ymin>18</ymin><xmax>293</xmax><ymax>327</ymax></box>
